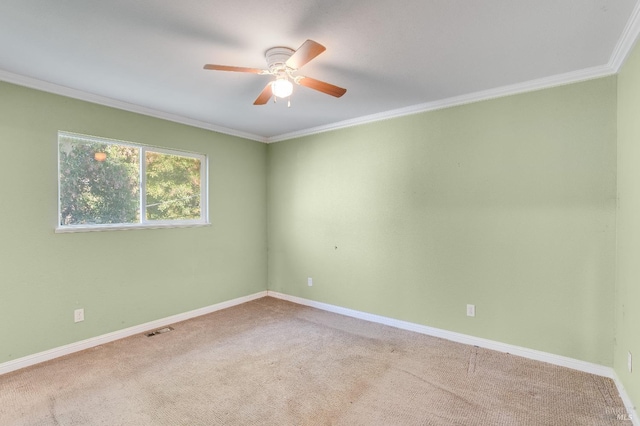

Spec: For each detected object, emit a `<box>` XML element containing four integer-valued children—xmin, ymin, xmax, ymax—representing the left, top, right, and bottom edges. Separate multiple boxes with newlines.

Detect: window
<box><xmin>57</xmin><ymin>132</ymin><xmax>208</xmax><ymax>232</ymax></box>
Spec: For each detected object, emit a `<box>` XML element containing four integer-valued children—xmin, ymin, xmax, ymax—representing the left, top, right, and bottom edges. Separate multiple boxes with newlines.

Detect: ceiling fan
<box><xmin>203</xmin><ymin>39</ymin><xmax>347</xmax><ymax>106</ymax></box>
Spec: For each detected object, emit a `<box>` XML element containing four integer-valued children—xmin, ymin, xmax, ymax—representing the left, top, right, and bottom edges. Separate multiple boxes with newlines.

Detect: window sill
<box><xmin>55</xmin><ymin>222</ymin><xmax>211</xmax><ymax>234</ymax></box>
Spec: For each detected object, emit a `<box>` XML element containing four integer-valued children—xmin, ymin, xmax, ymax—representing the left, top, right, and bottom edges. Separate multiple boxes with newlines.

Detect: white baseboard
<box><xmin>0</xmin><ymin>291</ymin><xmax>267</xmax><ymax>376</ymax></box>
<box><xmin>266</xmin><ymin>291</ymin><xmax>610</xmax><ymax>375</ymax></box>
<box><xmin>267</xmin><ymin>291</ymin><xmax>638</xmax><ymax>424</ymax></box>
<box><xmin>613</xmin><ymin>371</ymin><xmax>640</xmax><ymax>425</ymax></box>
<box><xmin>2</xmin><ymin>289</ymin><xmax>636</xmax><ymax>424</ymax></box>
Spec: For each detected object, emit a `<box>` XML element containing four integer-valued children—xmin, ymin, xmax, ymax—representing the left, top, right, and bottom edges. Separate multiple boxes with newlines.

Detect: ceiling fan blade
<box><xmin>203</xmin><ymin>64</ymin><xmax>265</xmax><ymax>74</ymax></box>
<box><xmin>297</xmin><ymin>77</ymin><xmax>346</xmax><ymax>98</ymax></box>
<box><xmin>253</xmin><ymin>83</ymin><xmax>273</xmax><ymax>105</ymax></box>
<box><xmin>286</xmin><ymin>40</ymin><xmax>326</xmax><ymax>70</ymax></box>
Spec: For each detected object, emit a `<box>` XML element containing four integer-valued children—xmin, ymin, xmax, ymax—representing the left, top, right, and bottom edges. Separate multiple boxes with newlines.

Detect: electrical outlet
<box><xmin>74</xmin><ymin>308</ymin><xmax>84</xmax><ymax>323</ymax></box>
<box><xmin>466</xmin><ymin>304</ymin><xmax>476</xmax><ymax>317</ymax></box>
<box><xmin>307</xmin><ymin>277</ymin><xmax>313</xmax><ymax>287</ymax></box>
<box><xmin>629</xmin><ymin>351</ymin><xmax>633</xmax><ymax>373</ymax></box>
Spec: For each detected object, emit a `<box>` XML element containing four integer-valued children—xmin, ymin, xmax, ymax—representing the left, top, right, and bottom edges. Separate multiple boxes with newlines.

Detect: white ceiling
<box><xmin>1</xmin><ymin>1</ymin><xmax>639</xmax><ymax>142</ymax></box>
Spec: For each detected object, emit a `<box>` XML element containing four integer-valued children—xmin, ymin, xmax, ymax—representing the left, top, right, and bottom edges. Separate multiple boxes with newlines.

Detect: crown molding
<box><xmin>0</xmin><ymin>69</ymin><xmax>267</xmax><ymax>143</ymax></box>
<box><xmin>609</xmin><ymin>0</ymin><xmax>640</xmax><ymax>72</ymax></box>
<box><xmin>0</xmin><ymin>62</ymin><xmax>621</xmax><ymax>146</ymax></box>
<box><xmin>5</xmin><ymin>6</ymin><xmax>640</xmax><ymax>147</ymax></box>
<box><xmin>267</xmin><ymin>64</ymin><xmax>616</xmax><ymax>143</ymax></box>
<box><xmin>269</xmin><ymin>2</ymin><xmax>640</xmax><ymax>144</ymax></box>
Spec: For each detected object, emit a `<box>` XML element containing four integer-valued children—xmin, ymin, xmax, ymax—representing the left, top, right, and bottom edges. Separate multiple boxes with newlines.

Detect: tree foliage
<box><xmin>145</xmin><ymin>152</ymin><xmax>201</xmax><ymax>221</ymax></box>
<box><xmin>59</xmin><ymin>138</ymin><xmax>203</xmax><ymax>226</ymax></box>
<box><xmin>59</xmin><ymin>141</ymin><xmax>139</xmax><ymax>225</ymax></box>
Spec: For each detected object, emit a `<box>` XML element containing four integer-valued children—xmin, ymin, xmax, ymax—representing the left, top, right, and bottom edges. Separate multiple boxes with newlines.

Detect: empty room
<box><xmin>1</xmin><ymin>1</ymin><xmax>639</xmax><ymax>424</ymax></box>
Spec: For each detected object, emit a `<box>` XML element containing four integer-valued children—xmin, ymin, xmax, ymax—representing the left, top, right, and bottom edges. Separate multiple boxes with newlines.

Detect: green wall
<box><xmin>0</xmin><ymin>82</ymin><xmax>267</xmax><ymax>363</ymax></box>
<box><xmin>616</xmin><ymin>39</ymin><xmax>640</xmax><ymax>411</ymax></box>
<box><xmin>268</xmin><ymin>77</ymin><xmax>617</xmax><ymax>365</ymax></box>
<box><xmin>2</xmin><ymin>66</ymin><xmax>633</xmax><ymax>411</ymax></box>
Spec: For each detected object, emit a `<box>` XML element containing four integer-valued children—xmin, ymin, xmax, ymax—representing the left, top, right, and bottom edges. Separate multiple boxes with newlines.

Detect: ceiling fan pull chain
<box><xmin>288</xmin><ymin>97</ymin><xmax>291</xmax><ymax>108</ymax></box>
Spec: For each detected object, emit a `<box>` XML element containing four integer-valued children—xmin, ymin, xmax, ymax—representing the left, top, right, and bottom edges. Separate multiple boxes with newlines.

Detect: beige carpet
<box><xmin>0</xmin><ymin>297</ymin><xmax>632</xmax><ymax>425</ymax></box>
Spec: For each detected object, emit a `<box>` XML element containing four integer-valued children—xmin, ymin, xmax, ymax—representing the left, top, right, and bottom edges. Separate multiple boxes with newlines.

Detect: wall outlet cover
<box><xmin>74</xmin><ymin>308</ymin><xmax>84</xmax><ymax>323</ymax></box>
<box><xmin>467</xmin><ymin>304</ymin><xmax>476</xmax><ymax>317</ymax></box>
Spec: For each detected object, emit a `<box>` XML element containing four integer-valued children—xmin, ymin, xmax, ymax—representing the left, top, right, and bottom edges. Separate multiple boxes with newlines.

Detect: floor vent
<box><xmin>145</xmin><ymin>327</ymin><xmax>174</xmax><ymax>337</ymax></box>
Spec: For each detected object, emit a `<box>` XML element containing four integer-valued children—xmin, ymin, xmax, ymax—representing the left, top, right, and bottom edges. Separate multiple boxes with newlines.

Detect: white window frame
<box><xmin>56</xmin><ymin>131</ymin><xmax>209</xmax><ymax>233</ymax></box>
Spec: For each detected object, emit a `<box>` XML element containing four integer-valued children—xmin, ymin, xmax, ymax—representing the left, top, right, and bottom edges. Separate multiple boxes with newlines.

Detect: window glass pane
<box><xmin>58</xmin><ymin>132</ymin><xmax>207</xmax><ymax>232</ymax></box>
<box><xmin>59</xmin><ymin>136</ymin><xmax>140</xmax><ymax>225</ymax></box>
<box><xmin>145</xmin><ymin>151</ymin><xmax>201</xmax><ymax>221</ymax></box>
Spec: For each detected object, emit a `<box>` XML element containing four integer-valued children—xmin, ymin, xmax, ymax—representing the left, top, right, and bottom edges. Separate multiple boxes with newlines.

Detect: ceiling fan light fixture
<box><xmin>272</xmin><ymin>78</ymin><xmax>293</xmax><ymax>98</ymax></box>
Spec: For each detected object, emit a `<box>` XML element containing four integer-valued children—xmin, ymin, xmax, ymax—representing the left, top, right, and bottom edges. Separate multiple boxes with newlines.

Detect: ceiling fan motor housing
<box><xmin>265</xmin><ymin>47</ymin><xmax>295</xmax><ymax>73</ymax></box>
